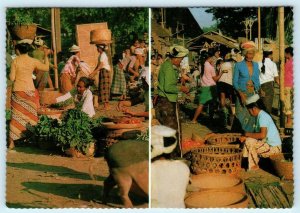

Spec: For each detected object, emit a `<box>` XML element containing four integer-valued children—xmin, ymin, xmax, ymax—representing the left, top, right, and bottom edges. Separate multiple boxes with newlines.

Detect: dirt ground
<box><xmin>6</xmin><ymin>101</ymin><xmax>149</xmax><ymax>209</ymax></box>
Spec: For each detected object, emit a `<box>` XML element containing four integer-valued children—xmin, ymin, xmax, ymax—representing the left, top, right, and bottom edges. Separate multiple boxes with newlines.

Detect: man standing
<box><xmin>155</xmin><ymin>45</ymin><xmax>189</xmax><ymax>157</ymax></box>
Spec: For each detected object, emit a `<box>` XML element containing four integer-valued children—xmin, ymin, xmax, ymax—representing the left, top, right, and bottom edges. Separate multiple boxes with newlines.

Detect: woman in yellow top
<box><xmin>9</xmin><ymin>40</ymin><xmax>50</xmax><ymax>149</ymax></box>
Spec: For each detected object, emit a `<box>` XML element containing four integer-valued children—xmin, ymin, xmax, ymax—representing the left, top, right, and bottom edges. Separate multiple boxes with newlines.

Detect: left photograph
<box><xmin>5</xmin><ymin>8</ymin><xmax>149</xmax><ymax>208</ymax></box>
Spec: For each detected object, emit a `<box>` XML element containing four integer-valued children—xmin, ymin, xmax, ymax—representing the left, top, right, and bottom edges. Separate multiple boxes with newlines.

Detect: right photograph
<box><xmin>150</xmin><ymin>7</ymin><xmax>294</xmax><ymax>208</ymax></box>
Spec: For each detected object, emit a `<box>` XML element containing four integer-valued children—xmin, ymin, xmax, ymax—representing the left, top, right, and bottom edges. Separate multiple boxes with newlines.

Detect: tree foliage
<box><xmin>6</xmin><ymin>8</ymin><xmax>148</xmax><ymax>54</ymax></box>
<box><xmin>205</xmin><ymin>7</ymin><xmax>293</xmax><ymax>45</ymax></box>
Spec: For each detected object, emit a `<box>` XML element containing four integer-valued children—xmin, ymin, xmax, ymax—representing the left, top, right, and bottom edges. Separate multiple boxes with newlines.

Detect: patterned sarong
<box><xmin>99</xmin><ymin>68</ymin><xmax>111</xmax><ymax>102</ymax></box>
<box><xmin>9</xmin><ymin>91</ymin><xmax>39</xmax><ymax>141</ymax></box>
<box><xmin>111</xmin><ymin>66</ymin><xmax>126</xmax><ymax>96</ymax></box>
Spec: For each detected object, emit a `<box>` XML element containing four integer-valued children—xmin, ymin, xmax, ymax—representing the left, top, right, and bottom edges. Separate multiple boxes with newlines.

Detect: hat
<box><xmin>169</xmin><ymin>45</ymin><xmax>189</xmax><ymax>58</ymax></box>
<box><xmin>16</xmin><ymin>39</ymin><xmax>33</xmax><ymax>45</ymax></box>
<box><xmin>140</xmin><ymin>67</ymin><xmax>149</xmax><ymax>85</ymax></box>
<box><xmin>69</xmin><ymin>45</ymin><xmax>80</xmax><ymax>52</ymax></box>
<box><xmin>262</xmin><ymin>46</ymin><xmax>273</xmax><ymax>52</ymax></box>
<box><xmin>241</xmin><ymin>41</ymin><xmax>256</xmax><ymax>50</ymax></box>
<box><xmin>96</xmin><ymin>44</ymin><xmax>108</xmax><ymax>50</ymax></box>
<box><xmin>34</xmin><ymin>36</ymin><xmax>44</xmax><ymax>46</ymax></box>
<box><xmin>245</xmin><ymin>94</ymin><xmax>260</xmax><ymax>105</ymax></box>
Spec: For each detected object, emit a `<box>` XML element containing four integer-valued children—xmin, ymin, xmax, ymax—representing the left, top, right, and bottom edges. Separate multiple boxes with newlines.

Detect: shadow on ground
<box><xmin>7</xmin><ymin>162</ymin><xmax>106</xmax><ymax>181</ymax></box>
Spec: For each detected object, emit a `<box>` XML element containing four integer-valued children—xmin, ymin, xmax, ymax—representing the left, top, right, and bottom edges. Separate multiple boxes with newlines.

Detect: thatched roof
<box><xmin>151</xmin><ymin>21</ymin><xmax>171</xmax><ymax>38</ymax></box>
<box><xmin>188</xmin><ymin>31</ymin><xmax>238</xmax><ymax>50</ymax></box>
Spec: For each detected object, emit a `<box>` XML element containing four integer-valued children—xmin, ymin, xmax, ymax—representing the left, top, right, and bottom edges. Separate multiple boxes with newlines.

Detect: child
<box><xmin>56</xmin><ymin>77</ymin><xmax>95</xmax><ymax>117</ymax></box>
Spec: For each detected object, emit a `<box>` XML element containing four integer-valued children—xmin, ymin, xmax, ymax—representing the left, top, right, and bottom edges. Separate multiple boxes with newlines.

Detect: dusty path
<box><xmin>6</xmin><ymin>100</ymin><xmax>148</xmax><ymax>209</ymax></box>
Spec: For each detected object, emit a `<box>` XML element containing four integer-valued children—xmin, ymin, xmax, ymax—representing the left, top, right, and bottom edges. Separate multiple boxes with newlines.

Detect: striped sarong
<box><xmin>9</xmin><ymin>91</ymin><xmax>39</xmax><ymax>141</ymax></box>
<box><xmin>111</xmin><ymin>66</ymin><xmax>126</xmax><ymax>96</ymax></box>
<box><xmin>99</xmin><ymin>68</ymin><xmax>111</xmax><ymax>102</ymax></box>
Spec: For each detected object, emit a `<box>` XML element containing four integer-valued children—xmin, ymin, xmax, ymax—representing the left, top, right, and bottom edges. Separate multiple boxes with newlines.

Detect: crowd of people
<box><xmin>152</xmin><ymin>41</ymin><xmax>293</xmax><ymax>169</ymax></box>
<box><xmin>7</xmin><ymin>36</ymin><xmax>149</xmax><ymax>149</ymax></box>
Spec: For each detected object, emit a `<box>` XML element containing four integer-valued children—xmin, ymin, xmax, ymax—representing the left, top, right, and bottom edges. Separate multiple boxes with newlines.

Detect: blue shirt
<box><xmin>255</xmin><ymin>110</ymin><xmax>281</xmax><ymax>146</ymax></box>
<box><xmin>233</xmin><ymin>60</ymin><xmax>260</xmax><ymax>93</ymax></box>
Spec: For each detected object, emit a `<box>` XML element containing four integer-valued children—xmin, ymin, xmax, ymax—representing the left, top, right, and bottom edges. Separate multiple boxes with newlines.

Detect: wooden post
<box><xmin>258</xmin><ymin>7</ymin><xmax>261</xmax><ymax>51</ymax></box>
<box><xmin>51</xmin><ymin>8</ymin><xmax>59</xmax><ymax>89</ymax></box>
<box><xmin>278</xmin><ymin>7</ymin><xmax>285</xmax><ymax>127</ymax></box>
<box><xmin>54</xmin><ymin>8</ymin><xmax>61</xmax><ymax>52</ymax></box>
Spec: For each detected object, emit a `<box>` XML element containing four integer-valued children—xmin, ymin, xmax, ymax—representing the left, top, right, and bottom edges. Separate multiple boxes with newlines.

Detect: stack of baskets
<box><xmin>185</xmin><ymin>133</ymin><xmax>248</xmax><ymax>208</ymax></box>
<box><xmin>189</xmin><ymin>133</ymin><xmax>243</xmax><ymax>176</ymax></box>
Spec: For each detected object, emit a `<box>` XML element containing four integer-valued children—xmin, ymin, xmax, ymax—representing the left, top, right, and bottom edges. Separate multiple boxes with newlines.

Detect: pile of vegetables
<box><xmin>33</xmin><ymin>109</ymin><xmax>105</xmax><ymax>155</ymax></box>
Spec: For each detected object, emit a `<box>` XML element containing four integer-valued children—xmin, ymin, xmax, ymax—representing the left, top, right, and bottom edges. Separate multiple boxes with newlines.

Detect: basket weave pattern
<box><xmin>270</xmin><ymin>153</ymin><xmax>293</xmax><ymax>180</ymax></box>
<box><xmin>190</xmin><ymin>146</ymin><xmax>242</xmax><ymax>176</ymax></box>
<box><xmin>206</xmin><ymin>133</ymin><xmax>242</xmax><ymax>146</ymax></box>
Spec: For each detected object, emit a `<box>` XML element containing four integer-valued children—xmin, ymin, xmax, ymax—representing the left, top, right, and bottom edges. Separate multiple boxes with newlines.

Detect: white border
<box><xmin>0</xmin><ymin>1</ymin><xmax>299</xmax><ymax>213</ymax></box>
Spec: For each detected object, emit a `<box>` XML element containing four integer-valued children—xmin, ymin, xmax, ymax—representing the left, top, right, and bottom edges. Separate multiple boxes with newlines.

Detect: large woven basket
<box><xmin>270</xmin><ymin>153</ymin><xmax>293</xmax><ymax>180</ymax></box>
<box><xmin>90</xmin><ymin>29</ymin><xmax>112</xmax><ymax>44</ymax></box>
<box><xmin>190</xmin><ymin>146</ymin><xmax>242</xmax><ymax>176</ymax></box>
<box><xmin>12</xmin><ymin>24</ymin><xmax>37</xmax><ymax>40</ymax></box>
<box><xmin>185</xmin><ymin>190</ymin><xmax>248</xmax><ymax>208</ymax></box>
<box><xmin>206</xmin><ymin>133</ymin><xmax>242</xmax><ymax>146</ymax></box>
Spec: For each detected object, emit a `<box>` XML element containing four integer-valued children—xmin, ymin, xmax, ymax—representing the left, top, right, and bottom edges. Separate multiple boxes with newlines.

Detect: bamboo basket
<box><xmin>187</xmin><ymin>174</ymin><xmax>245</xmax><ymax>193</ymax></box>
<box><xmin>38</xmin><ymin>108</ymin><xmax>64</xmax><ymax>120</ymax></box>
<box><xmin>12</xmin><ymin>24</ymin><xmax>37</xmax><ymax>40</ymax></box>
<box><xmin>269</xmin><ymin>153</ymin><xmax>293</xmax><ymax>180</ymax></box>
<box><xmin>90</xmin><ymin>29</ymin><xmax>112</xmax><ymax>44</ymax></box>
<box><xmin>39</xmin><ymin>88</ymin><xmax>62</xmax><ymax>105</ymax></box>
<box><xmin>190</xmin><ymin>146</ymin><xmax>242</xmax><ymax>176</ymax></box>
<box><xmin>206</xmin><ymin>133</ymin><xmax>242</xmax><ymax>146</ymax></box>
<box><xmin>185</xmin><ymin>190</ymin><xmax>248</xmax><ymax>208</ymax></box>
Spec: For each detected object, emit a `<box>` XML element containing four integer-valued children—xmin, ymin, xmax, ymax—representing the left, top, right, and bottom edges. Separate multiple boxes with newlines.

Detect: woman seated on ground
<box><xmin>117</xmin><ymin>68</ymin><xmax>149</xmax><ymax>118</ymax></box>
<box><xmin>240</xmin><ymin>94</ymin><xmax>281</xmax><ymax>171</ymax></box>
<box><xmin>55</xmin><ymin>77</ymin><xmax>95</xmax><ymax>118</ymax></box>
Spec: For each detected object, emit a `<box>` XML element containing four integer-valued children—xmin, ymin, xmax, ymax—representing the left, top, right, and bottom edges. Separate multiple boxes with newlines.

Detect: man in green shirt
<box><xmin>155</xmin><ymin>45</ymin><xmax>189</xmax><ymax>157</ymax></box>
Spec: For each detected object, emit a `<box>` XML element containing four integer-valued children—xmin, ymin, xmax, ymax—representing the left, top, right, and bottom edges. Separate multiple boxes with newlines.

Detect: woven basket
<box><xmin>206</xmin><ymin>133</ymin><xmax>242</xmax><ymax>146</ymax></box>
<box><xmin>185</xmin><ymin>190</ymin><xmax>248</xmax><ymax>208</ymax></box>
<box><xmin>12</xmin><ymin>24</ymin><xmax>37</xmax><ymax>40</ymax></box>
<box><xmin>270</xmin><ymin>153</ymin><xmax>293</xmax><ymax>180</ymax></box>
<box><xmin>190</xmin><ymin>146</ymin><xmax>242</xmax><ymax>176</ymax></box>
<box><xmin>39</xmin><ymin>89</ymin><xmax>62</xmax><ymax>105</ymax></box>
<box><xmin>187</xmin><ymin>174</ymin><xmax>245</xmax><ymax>193</ymax></box>
<box><xmin>38</xmin><ymin>108</ymin><xmax>64</xmax><ymax>120</ymax></box>
<box><xmin>90</xmin><ymin>29</ymin><xmax>112</xmax><ymax>44</ymax></box>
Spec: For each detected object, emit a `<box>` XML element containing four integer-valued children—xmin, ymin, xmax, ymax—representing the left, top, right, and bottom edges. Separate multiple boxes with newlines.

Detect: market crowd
<box><xmin>7</xmin><ymin>36</ymin><xmax>149</xmax><ymax>149</ymax></box>
<box><xmin>152</xmin><ymin>42</ymin><xmax>293</xmax><ymax>170</ymax></box>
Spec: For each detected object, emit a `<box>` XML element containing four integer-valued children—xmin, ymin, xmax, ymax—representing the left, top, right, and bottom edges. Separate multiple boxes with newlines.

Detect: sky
<box><xmin>189</xmin><ymin>7</ymin><xmax>216</xmax><ymax>28</ymax></box>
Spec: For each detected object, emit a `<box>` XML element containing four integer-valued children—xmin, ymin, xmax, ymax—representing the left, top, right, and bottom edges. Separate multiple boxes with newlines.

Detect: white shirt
<box><xmin>219</xmin><ymin>61</ymin><xmax>233</xmax><ymax>85</ymax></box>
<box><xmin>258</xmin><ymin>58</ymin><xmax>278</xmax><ymax>84</ymax></box>
<box><xmin>56</xmin><ymin>89</ymin><xmax>95</xmax><ymax>118</ymax></box>
<box><xmin>99</xmin><ymin>52</ymin><xmax>111</xmax><ymax>71</ymax></box>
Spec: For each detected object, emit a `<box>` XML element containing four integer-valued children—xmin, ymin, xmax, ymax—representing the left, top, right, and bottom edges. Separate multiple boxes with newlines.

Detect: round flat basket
<box><xmin>206</xmin><ymin>133</ymin><xmax>242</xmax><ymax>146</ymax></box>
<box><xmin>270</xmin><ymin>153</ymin><xmax>293</xmax><ymax>180</ymax></box>
<box><xmin>12</xmin><ymin>24</ymin><xmax>37</xmax><ymax>40</ymax></box>
<box><xmin>38</xmin><ymin>108</ymin><xmax>64</xmax><ymax>120</ymax></box>
<box><xmin>190</xmin><ymin>145</ymin><xmax>242</xmax><ymax>176</ymax></box>
<box><xmin>102</xmin><ymin>122</ymin><xmax>143</xmax><ymax>130</ymax></box>
<box><xmin>185</xmin><ymin>190</ymin><xmax>248</xmax><ymax>208</ymax></box>
<box><xmin>188</xmin><ymin>174</ymin><xmax>245</xmax><ymax>193</ymax></box>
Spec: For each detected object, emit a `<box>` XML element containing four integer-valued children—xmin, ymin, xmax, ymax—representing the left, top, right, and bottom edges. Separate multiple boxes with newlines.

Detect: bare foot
<box><xmin>249</xmin><ymin>165</ymin><xmax>259</xmax><ymax>171</ymax></box>
<box><xmin>8</xmin><ymin>140</ymin><xmax>15</xmax><ymax>150</ymax></box>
